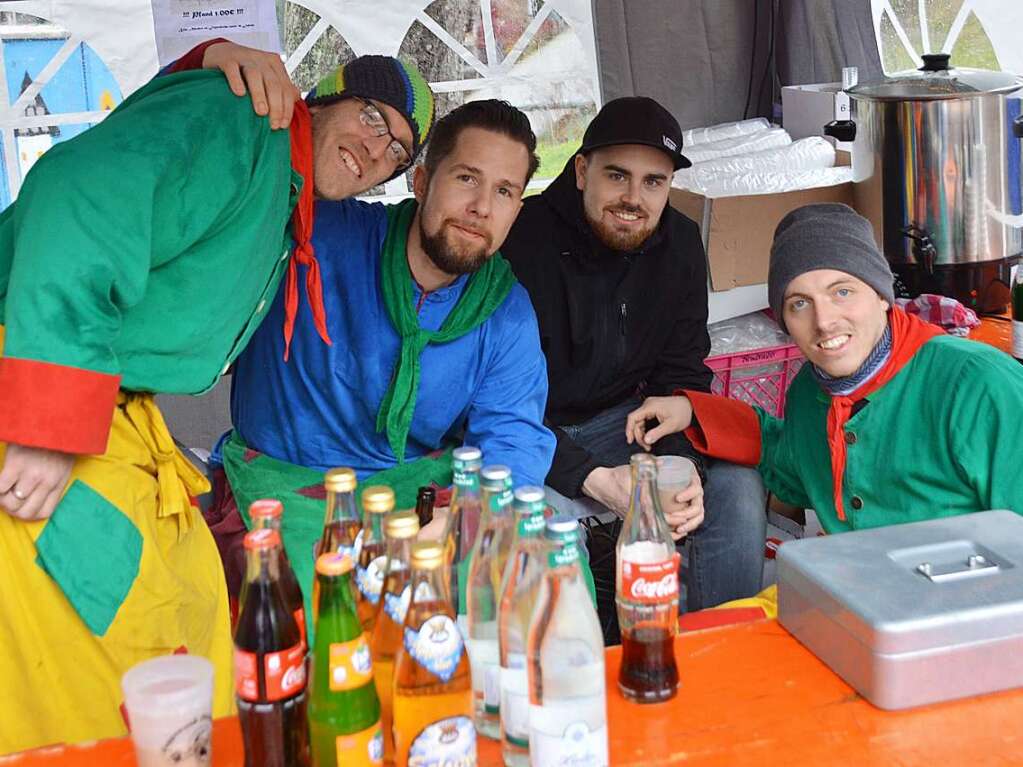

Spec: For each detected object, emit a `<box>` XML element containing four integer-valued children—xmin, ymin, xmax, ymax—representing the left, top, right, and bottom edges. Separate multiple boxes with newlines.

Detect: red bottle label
<box><xmin>234</xmin><ymin>642</ymin><xmax>306</xmax><ymax>702</ymax></box>
<box><xmin>294</xmin><ymin>607</ymin><xmax>307</xmax><ymax>651</ymax></box>
<box><xmin>620</xmin><ymin>553</ymin><xmax>681</xmax><ymax>605</ymax></box>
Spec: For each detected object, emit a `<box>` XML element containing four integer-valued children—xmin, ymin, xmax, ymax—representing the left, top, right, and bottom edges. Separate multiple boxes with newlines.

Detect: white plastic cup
<box><xmin>656</xmin><ymin>456</ymin><xmax>694</xmax><ymax>511</ymax></box>
<box><xmin>121</xmin><ymin>654</ymin><xmax>214</xmax><ymax>767</ymax></box>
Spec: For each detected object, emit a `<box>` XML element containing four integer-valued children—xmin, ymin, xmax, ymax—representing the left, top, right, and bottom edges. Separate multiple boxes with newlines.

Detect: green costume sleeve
<box><xmin>0</xmin><ymin>71</ymin><xmax>269</xmax><ymax>453</ymax></box>
<box><xmin>756</xmin><ymin>409</ymin><xmax>813</xmax><ymax>510</ymax></box>
<box><xmin>947</xmin><ymin>350</ymin><xmax>1023</xmax><ymax>515</ymax></box>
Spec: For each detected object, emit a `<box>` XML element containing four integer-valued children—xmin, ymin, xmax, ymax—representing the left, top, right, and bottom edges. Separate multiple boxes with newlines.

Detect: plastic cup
<box><xmin>121</xmin><ymin>655</ymin><xmax>214</xmax><ymax>767</ymax></box>
<box><xmin>656</xmin><ymin>456</ymin><xmax>694</xmax><ymax>511</ymax></box>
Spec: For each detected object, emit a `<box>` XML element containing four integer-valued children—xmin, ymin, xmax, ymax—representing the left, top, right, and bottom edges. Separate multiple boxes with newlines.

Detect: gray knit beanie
<box><xmin>768</xmin><ymin>203</ymin><xmax>895</xmax><ymax>332</ymax></box>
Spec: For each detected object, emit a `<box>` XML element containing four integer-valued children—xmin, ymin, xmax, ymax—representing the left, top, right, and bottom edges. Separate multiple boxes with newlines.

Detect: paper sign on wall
<box><xmin>150</xmin><ymin>0</ymin><xmax>281</xmax><ymax>66</ymax></box>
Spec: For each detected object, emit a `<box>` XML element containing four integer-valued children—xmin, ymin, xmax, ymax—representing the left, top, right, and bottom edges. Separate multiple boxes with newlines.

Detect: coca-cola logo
<box><xmin>629</xmin><ymin>571</ymin><xmax>678</xmax><ymax>600</ymax></box>
<box><xmin>281</xmin><ymin>661</ymin><xmax>306</xmax><ymax>691</ymax></box>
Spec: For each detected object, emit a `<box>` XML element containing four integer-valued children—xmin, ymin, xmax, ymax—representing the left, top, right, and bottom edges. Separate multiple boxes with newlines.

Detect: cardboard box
<box><xmin>670</xmin><ymin>179</ymin><xmax>854</xmax><ymax>292</ymax></box>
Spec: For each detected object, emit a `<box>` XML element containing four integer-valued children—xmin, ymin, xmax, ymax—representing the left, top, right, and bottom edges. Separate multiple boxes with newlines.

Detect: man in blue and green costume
<box><xmin>0</xmin><ymin>38</ymin><xmax>434</xmax><ymax>753</ymax></box>
<box><xmin>219</xmin><ymin>99</ymin><xmax>561</xmax><ymax>627</ymax></box>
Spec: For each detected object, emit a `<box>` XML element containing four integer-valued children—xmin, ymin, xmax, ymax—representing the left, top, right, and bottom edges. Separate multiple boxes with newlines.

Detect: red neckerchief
<box><xmin>826</xmin><ymin>307</ymin><xmax>943</xmax><ymax>520</ymax></box>
<box><xmin>283</xmin><ymin>102</ymin><xmax>332</xmax><ymax>361</ymax></box>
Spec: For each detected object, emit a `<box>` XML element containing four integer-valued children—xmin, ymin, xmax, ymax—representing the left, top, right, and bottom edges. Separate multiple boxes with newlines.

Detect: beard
<box><xmin>585</xmin><ymin>204</ymin><xmax>657</xmax><ymax>252</ymax></box>
<box><xmin>419</xmin><ymin>217</ymin><xmax>493</xmax><ymax>276</ymax></box>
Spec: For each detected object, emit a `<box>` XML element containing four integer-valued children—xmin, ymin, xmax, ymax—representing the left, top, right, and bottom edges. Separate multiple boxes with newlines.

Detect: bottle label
<box><xmin>408</xmin><ymin>715</ymin><xmax>476</xmax><ymax>767</ymax></box>
<box><xmin>453</xmin><ymin>470</ymin><xmax>480</xmax><ymax>492</ymax></box>
<box><xmin>500</xmin><ymin>661</ymin><xmax>529</xmax><ymax>746</ymax></box>
<box><xmin>403</xmin><ymin>615</ymin><xmax>464</xmax><ymax>683</ymax></box>
<box><xmin>517</xmin><ymin>511</ymin><xmax>546</xmax><ymax>538</ymax></box>
<box><xmin>529</xmin><ymin>716</ymin><xmax>608</xmax><ymax>767</ymax></box>
<box><xmin>384</xmin><ymin>584</ymin><xmax>412</xmax><ymax>625</ymax></box>
<box><xmin>357</xmin><ymin>555</ymin><xmax>387</xmax><ymax>604</ymax></box>
<box><xmin>329</xmin><ymin>635</ymin><xmax>374</xmax><ymax>691</ymax></box>
<box><xmin>336</xmin><ymin>720</ymin><xmax>384</xmax><ymax>766</ymax></box>
<box><xmin>234</xmin><ymin>642</ymin><xmax>306</xmax><ymax>702</ymax></box>
<box><xmin>548</xmin><ymin>543</ymin><xmax>581</xmax><ymax>569</ymax></box>
<box><xmin>620</xmin><ymin>552</ymin><xmax>681</xmax><ymax>605</ymax></box>
<box><xmin>1013</xmin><ymin>320</ymin><xmax>1023</xmax><ymax>359</ymax></box>
<box><xmin>489</xmin><ymin>487</ymin><xmax>514</xmax><ymax>513</ymax></box>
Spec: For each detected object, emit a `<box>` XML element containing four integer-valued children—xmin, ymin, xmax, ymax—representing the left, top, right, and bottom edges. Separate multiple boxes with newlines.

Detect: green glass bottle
<box><xmin>308</xmin><ymin>552</ymin><xmax>383</xmax><ymax>766</ymax></box>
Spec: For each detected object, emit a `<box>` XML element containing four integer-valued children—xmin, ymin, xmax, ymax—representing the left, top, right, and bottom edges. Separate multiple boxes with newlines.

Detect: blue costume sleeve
<box><xmin>463</xmin><ymin>286</ymin><xmax>555</xmax><ymax>488</ymax></box>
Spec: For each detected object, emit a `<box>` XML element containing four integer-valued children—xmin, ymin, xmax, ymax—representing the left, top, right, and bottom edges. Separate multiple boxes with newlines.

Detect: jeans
<box><xmin>545</xmin><ymin>397</ymin><xmax>767</xmax><ymax>611</ymax></box>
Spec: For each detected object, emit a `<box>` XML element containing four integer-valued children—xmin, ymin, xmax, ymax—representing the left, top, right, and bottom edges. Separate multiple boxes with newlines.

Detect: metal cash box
<box><xmin>777</xmin><ymin>510</ymin><xmax>1023</xmax><ymax>709</ymax></box>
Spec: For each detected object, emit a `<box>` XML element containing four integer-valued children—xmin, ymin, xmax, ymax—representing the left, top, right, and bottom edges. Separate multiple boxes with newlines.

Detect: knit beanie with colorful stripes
<box><xmin>305</xmin><ymin>55</ymin><xmax>435</xmax><ymax>176</ymax></box>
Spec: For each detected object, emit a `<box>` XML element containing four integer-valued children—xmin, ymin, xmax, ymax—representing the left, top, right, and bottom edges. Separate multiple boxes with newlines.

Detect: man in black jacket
<box><xmin>502</xmin><ymin>97</ymin><xmax>766</xmax><ymax>610</ymax></box>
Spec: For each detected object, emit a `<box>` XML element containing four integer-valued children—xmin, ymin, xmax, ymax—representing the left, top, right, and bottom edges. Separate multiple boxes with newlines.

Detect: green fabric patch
<box><xmin>35</xmin><ymin>480</ymin><xmax>143</xmax><ymax>636</ymax></box>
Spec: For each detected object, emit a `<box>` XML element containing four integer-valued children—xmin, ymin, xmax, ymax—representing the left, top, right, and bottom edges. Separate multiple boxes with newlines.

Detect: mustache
<box><xmin>445</xmin><ymin>219</ymin><xmax>491</xmax><ymax>241</ymax></box>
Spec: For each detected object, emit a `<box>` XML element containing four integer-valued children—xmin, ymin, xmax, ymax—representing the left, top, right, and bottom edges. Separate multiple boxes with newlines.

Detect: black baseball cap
<box><xmin>578</xmin><ymin>96</ymin><xmax>691</xmax><ymax>170</ymax></box>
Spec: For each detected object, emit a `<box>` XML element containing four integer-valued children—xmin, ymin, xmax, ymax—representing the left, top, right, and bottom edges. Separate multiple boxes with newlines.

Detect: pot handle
<box><xmin>901</xmin><ymin>225</ymin><xmax>937</xmax><ymax>275</ymax></box>
<box><xmin>824</xmin><ymin>119</ymin><xmax>856</xmax><ymax>142</ymax></box>
<box><xmin>1013</xmin><ymin>115</ymin><xmax>1023</xmax><ymax>139</ymax></box>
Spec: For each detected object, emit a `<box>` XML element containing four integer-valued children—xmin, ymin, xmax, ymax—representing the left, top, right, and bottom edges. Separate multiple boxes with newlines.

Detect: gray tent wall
<box><xmin>592</xmin><ymin>0</ymin><xmax>883</xmax><ymax>128</ymax></box>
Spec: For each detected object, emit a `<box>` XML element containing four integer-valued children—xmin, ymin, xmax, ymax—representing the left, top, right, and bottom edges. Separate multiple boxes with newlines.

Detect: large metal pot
<box><xmin>824</xmin><ymin>54</ymin><xmax>1023</xmax><ymax>310</ymax></box>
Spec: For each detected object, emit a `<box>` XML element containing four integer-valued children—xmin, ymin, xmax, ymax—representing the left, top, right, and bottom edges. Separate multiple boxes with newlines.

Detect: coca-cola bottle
<box><xmin>615</xmin><ymin>453</ymin><xmax>680</xmax><ymax>703</ymax></box>
<box><xmin>248</xmin><ymin>499</ymin><xmax>307</xmax><ymax>652</ymax></box>
<box><xmin>234</xmin><ymin>528</ymin><xmax>311</xmax><ymax>767</ymax></box>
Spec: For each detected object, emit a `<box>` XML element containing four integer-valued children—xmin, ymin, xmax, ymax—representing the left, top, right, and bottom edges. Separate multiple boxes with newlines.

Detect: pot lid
<box><xmin>848</xmin><ymin>53</ymin><xmax>1021</xmax><ymax>101</ymax></box>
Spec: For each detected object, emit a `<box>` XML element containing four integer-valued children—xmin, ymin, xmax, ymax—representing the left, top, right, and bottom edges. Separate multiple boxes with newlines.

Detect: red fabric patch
<box><xmin>684</xmin><ymin>390</ymin><xmax>762</xmax><ymax>467</ymax></box>
<box><xmin>173</xmin><ymin>645</ymin><xmax>188</xmax><ymax>655</ymax></box>
<box><xmin>242</xmin><ymin>448</ymin><xmax>260</xmax><ymax>463</ymax></box>
<box><xmin>297</xmin><ymin>483</ymin><xmax>327</xmax><ymax>500</ymax></box>
<box><xmin>678</xmin><ymin>607</ymin><xmax>766</xmax><ymax>632</ymax></box>
<box><xmin>0</xmin><ymin>356</ymin><xmax>119</xmax><ymax>453</ymax></box>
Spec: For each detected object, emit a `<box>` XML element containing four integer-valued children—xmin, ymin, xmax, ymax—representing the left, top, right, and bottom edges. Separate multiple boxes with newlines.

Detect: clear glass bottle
<box><xmin>616</xmin><ymin>453</ymin><xmax>680</xmax><ymax>703</ymax></box>
<box><xmin>392</xmin><ymin>541</ymin><xmax>476</xmax><ymax>767</ymax></box>
<box><xmin>443</xmin><ymin>446</ymin><xmax>483</xmax><ymax>630</ymax></box>
<box><xmin>498</xmin><ymin>486</ymin><xmax>549</xmax><ymax>766</ymax></box>
<box><xmin>526</xmin><ymin>519</ymin><xmax>607</xmax><ymax>767</ymax></box>
<box><xmin>466</xmin><ymin>465</ymin><xmax>515</xmax><ymax>740</ymax></box>
<box><xmin>318</xmin><ymin>467</ymin><xmax>361</xmax><ymax>560</ymax></box>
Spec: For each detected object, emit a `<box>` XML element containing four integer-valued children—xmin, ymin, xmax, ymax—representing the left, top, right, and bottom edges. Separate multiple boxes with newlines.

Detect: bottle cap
<box><xmin>248</xmin><ymin>499</ymin><xmax>283</xmax><ymax>520</ymax></box>
<box><xmin>545</xmin><ymin>517</ymin><xmax>579</xmax><ymax>540</ymax></box>
<box><xmin>410</xmin><ymin>541</ymin><xmax>445</xmax><ymax>569</ymax></box>
<box><xmin>362</xmin><ymin>485</ymin><xmax>395</xmax><ymax>513</ymax></box>
<box><xmin>243</xmin><ymin>528</ymin><xmax>281</xmax><ymax>550</ymax></box>
<box><xmin>513</xmin><ymin>485</ymin><xmax>546</xmax><ymax>514</ymax></box>
<box><xmin>385</xmin><ymin>510</ymin><xmax>420</xmax><ymax>539</ymax></box>
<box><xmin>481</xmin><ymin>464</ymin><xmax>511</xmax><ymax>489</ymax></box>
<box><xmin>452</xmin><ymin>446</ymin><xmax>482</xmax><ymax>463</ymax></box>
<box><xmin>630</xmin><ymin>452</ymin><xmax>656</xmax><ymax>466</ymax></box>
<box><xmin>324</xmin><ymin>467</ymin><xmax>357</xmax><ymax>493</ymax></box>
<box><xmin>316</xmin><ymin>551</ymin><xmax>354</xmax><ymax>576</ymax></box>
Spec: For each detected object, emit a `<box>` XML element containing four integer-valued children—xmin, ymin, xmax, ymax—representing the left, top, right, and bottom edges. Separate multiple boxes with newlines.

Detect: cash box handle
<box><xmin>917</xmin><ymin>554</ymin><xmax>999</xmax><ymax>583</ymax></box>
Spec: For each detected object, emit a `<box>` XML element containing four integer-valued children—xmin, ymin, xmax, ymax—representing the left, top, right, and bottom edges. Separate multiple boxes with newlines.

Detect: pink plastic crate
<box><xmin>705</xmin><ymin>343</ymin><xmax>805</xmax><ymax>417</ymax></box>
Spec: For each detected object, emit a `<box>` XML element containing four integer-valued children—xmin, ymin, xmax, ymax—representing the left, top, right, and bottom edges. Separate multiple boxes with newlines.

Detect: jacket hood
<box><xmin>540</xmin><ymin>153</ymin><xmax>668</xmax><ymax>257</ymax></box>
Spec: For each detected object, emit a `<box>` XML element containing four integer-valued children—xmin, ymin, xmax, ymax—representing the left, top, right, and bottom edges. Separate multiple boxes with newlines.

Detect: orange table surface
<box><xmin>12</xmin><ymin>619</ymin><xmax>1023</xmax><ymax>766</ymax></box>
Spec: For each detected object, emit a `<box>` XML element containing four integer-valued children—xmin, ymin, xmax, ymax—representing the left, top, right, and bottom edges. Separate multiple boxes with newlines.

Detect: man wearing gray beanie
<box><xmin>624</xmin><ymin>202</ymin><xmax>1023</xmax><ymax>558</ymax></box>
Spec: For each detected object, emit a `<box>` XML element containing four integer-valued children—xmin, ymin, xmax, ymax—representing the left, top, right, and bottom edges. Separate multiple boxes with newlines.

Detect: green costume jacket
<box><xmin>689</xmin><ymin>334</ymin><xmax>1023</xmax><ymax>534</ymax></box>
<box><xmin>0</xmin><ymin>69</ymin><xmax>302</xmax><ymax>454</ymax></box>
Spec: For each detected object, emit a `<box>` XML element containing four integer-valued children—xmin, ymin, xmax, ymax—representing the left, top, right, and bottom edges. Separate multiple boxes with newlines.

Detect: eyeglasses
<box><xmin>354</xmin><ymin>97</ymin><xmax>412</xmax><ymax>171</ymax></box>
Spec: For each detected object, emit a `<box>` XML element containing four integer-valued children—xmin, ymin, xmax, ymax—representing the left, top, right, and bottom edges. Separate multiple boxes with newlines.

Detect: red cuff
<box><xmin>166</xmin><ymin>38</ymin><xmax>230</xmax><ymax>73</ymax></box>
<box><xmin>0</xmin><ymin>357</ymin><xmax>120</xmax><ymax>454</ymax></box>
<box><xmin>683</xmin><ymin>390</ymin><xmax>762</xmax><ymax>466</ymax></box>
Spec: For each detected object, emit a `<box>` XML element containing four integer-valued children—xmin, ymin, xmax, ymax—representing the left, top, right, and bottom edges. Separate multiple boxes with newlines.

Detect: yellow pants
<box><xmin>0</xmin><ymin>337</ymin><xmax>233</xmax><ymax>753</ymax></box>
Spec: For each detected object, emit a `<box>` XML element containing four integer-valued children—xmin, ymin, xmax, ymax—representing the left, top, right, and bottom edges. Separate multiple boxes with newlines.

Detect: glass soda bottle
<box><xmin>319</xmin><ymin>467</ymin><xmax>361</xmax><ymax>560</ymax></box>
<box><xmin>355</xmin><ymin>486</ymin><xmax>394</xmax><ymax>634</ymax></box>
<box><xmin>498</xmin><ymin>486</ymin><xmax>549</xmax><ymax>767</ymax></box>
<box><xmin>616</xmin><ymin>453</ymin><xmax>680</xmax><ymax>703</ymax></box>
<box><xmin>443</xmin><ymin>446</ymin><xmax>483</xmax><ymax>632</ymax></box>
<box><xmin>414</xmin><ymin>486</ymin><xmax>436</xmax><ymax>529</ymax></box>
<box><xmin>369</xmin><ymin>510</ymin><xmax>420</xmax><ymax>763</ymax></box>
<box><xmin>249</xmin><ymin>499</ymin><xmax>307</xmax><ymax>652</ymax></box>
<box><xmin>393</xmin><ymin>541</ymin><xmax>476</xmax><ymax>767</ymax></box>
<box><xmin>526</xmin><ymin>519</ymin><xmax>607</xmax><ymax>767</ymax></box>
<box><xmin>466</xmin><ymin>465</ymin><xmax>515</xmax><ymax>740</ymax></box>
<box><xmin>234</xmin><ymin>528</ymin><xmax>311</xmax><ymax>767</ymax></box>
<box><xmin>309</xmin><ymin>552</ymin><xmax>383</xmax><ymax>767</ymax></box>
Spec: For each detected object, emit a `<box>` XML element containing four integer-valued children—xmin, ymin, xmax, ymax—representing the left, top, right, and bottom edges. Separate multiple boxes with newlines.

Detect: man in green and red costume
<box><xmin>0</xmin><ymin>39</ymin><xmax>433</xmax><ymax>753</ymax></box>
<box><xmin>626</xmin><ymin>203</ymin><xmax>1023</xmax><ymax>533</ymax></box>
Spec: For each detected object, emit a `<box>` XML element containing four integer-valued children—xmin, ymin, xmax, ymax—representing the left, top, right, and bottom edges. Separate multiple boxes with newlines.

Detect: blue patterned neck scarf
<box><xmin>811</xmin><ymin>323</ymin><xmax>893</xmax><ymax>397</ymax></box>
